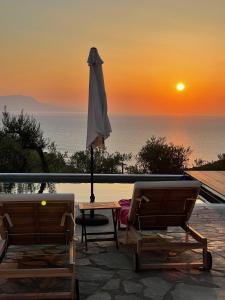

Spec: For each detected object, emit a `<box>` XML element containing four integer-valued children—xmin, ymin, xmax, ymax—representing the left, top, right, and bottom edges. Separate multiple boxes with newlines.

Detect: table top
<box><xmin>79</xmin><ymin>201</ymin><xmax>121</xmax><ymax>211</ymax></box>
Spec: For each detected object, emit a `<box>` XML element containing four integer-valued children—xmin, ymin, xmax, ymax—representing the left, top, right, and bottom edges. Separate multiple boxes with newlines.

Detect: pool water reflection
<box><xmin>0</xmin><ymin>182</ymin><xmax>206</xmax><ymax>203</ymax></box>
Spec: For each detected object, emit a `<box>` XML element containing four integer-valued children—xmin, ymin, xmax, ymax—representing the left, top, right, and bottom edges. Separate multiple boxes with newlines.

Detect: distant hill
<box><xmin>0</xmin><ymin>95</ymin><xmax>73</xmax><ymax>113</ymax></box>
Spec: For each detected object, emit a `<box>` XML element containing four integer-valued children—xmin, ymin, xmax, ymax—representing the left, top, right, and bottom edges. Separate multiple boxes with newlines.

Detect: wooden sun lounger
<box><xmin>126</xmin><ymin>181</ymin><xmax>212</xmax><ymax>271</ymax></box>
<box><xmin>0</xmin><ymin>193</ymin><xmax>79</xmax><ymax>300</ymax></box>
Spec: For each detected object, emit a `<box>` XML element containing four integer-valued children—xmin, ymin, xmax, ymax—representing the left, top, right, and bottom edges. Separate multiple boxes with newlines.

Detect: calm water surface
<box><xmin>36</xmin><ymin>113</ymin><xmax>225</xmax><ymax>166</ymax></box>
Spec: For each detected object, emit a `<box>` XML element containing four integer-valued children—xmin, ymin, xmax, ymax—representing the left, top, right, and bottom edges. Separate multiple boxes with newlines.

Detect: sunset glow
<box><xmin>0</xmin><ymin>1</ymin><xmax>224</xmax><ymax>115</ymax></box>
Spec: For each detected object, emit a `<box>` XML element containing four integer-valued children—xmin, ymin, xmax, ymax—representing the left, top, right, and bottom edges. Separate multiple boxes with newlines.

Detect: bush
<box><xmin>69</xmin><ymin>148</ymin><xmax>132</xmax><ymax>173</ymax></box>
<box><xmin>191</xmin><ymin>153</ymin><xmax>225</xmax><ymax>170</ymax></box>
<box><xmin>136</xmin><ymin>136</ymin><xmax>191</xmax><ymax>174</ymax></box>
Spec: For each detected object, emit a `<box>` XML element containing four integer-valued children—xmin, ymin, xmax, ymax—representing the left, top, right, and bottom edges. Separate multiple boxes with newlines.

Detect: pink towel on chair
<box><xmin>118</xmin><ymin>199</ymin><xmax>131</xmax><ymax>226</ymax></box>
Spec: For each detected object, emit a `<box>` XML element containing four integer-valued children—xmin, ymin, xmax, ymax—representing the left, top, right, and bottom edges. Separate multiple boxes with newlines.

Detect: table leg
<box><xmin>81</xmin><ymin>224</ymin><xmax>84</xmax><ymax>243</ymax></box>
<box><xmin>112</xmin><ymin>209</ymin><xmax>119</xmax><ymax>249</ymax></box>
<box><xmin>81</xmin><ymin>210</ymin><xmax>88</xmax><ymax>250</ymax></box>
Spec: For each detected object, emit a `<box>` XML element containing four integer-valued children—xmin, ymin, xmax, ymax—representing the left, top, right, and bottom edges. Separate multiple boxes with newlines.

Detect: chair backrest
<box><xmin>0</xmin><ymin>193</ymin><xmax>75</xmax><ymax>245</ymax></box>
<box><xmin>128</xmin><ymin>181</ymin><xmax>201</xmax><ymax>229</ymax></box>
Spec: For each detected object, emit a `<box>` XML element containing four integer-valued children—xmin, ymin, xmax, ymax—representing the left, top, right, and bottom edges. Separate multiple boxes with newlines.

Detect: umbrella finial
<box><xmin>87</xmin><ymin>47</ymin><xmax>104</xmax><ymax>66</ymax></box>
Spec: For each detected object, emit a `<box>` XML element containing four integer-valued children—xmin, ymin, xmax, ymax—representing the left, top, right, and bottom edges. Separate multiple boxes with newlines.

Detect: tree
<box><xmin>2</xmin><ymin>109</ymin><xmax>49</xmax><ymax>172</ymax></box>
<box><xmin>69</xmin><ymin>148</ymin><xmax>132</xmax><ymax>173</ymax></box>
<box><xmin>191</xmin><ymin>153</ymin><xmax>225</xmax><ymax>171</ymax></box>
<box><xmin>45</xmin><ymin>142</ymin><xmax>69</xmax><ymax>172</ymax></box>
<box><xmin>0</xmin><ymin>132</ymin><xmax>28</xmax><ymax>172</ymax></box>
<box><xmin>135</xmin><ymin>136</ymin><xmax>191</xmax><ymax>174</ymax></box>
<box><xmin>0</xmin><ymin>109</ymin><xmax>56</xmax><ymax>193</ymax></box>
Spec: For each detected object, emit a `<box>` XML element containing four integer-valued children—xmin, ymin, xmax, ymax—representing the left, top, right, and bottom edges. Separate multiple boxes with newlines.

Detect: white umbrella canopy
<box><xmin>86</xmin><ymin>47</ymin><xmax>112</xmax><ymax>149</ymax></box>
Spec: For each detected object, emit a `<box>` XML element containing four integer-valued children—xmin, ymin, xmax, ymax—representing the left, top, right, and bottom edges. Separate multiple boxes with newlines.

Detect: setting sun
<box><xmin>176</xmin><ymin>82</ymin><xmax>186</xmax><ymax>92</ymax></box>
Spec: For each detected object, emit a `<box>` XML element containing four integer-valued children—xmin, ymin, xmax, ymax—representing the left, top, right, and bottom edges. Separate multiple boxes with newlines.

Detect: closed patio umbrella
<box><xmin>76</xmin><ymin>47</ymin><xmax>112</xmax><ymax>226</ymax></box>
<box><xmin>86</xmin><ymin>47</ymin><xmax>112</xmax><ymax>207</ymax></box>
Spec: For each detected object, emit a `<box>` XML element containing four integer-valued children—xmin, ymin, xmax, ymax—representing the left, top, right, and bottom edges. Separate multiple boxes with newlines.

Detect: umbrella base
<box><xmin>75</xmin><ymin>214</ymin><xmax>109</xmax><ymax>226</ymax></box>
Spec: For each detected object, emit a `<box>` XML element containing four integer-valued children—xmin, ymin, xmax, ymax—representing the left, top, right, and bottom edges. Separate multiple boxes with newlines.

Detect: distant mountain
<box><xmin>0</xmin><ymin>95</ymin><xmax>73</xmax><ymax>113</ymax></box>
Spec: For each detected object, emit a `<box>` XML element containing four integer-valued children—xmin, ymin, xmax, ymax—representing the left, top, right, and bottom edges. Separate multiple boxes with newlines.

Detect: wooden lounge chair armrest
<box><xmin>182</xmin><ymin>224</ymin><xmax>207</xmax><ymax>244</ymax></box>
<box><xmin>0</xmin><ymin>218</ymin><xmax>5</xmax><ymax>239</ymax></box>
<box><xmin>141</xmin><ymin>195</ymin><xmax>150</xmax><ymax>202</ymax></box>
<box><xmin>136</xmin><ymin>196</ymin><xmax>150</xmax><ymax>205</ymax></box>
<box><xmin>60</xmin><ymin>212</ymin><xmax>75</xmax><ymax>227</ymax></box>
<box><xmin>0</xmin><ymin>214</ymin><xmax>13</xmax><ymax>228</ymax></box>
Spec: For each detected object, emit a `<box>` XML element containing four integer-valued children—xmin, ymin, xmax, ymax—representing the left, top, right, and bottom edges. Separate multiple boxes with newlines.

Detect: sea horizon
<box><xmin>18</xmin><ymin>113</ymin><xmax>224</xmax><ymax>167</ymax></box>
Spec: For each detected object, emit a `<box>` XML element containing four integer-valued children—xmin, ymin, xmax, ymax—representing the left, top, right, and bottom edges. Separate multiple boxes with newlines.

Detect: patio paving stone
<box><xmin>77</xmin><ymin>266</ymin><xmax>115</xmax><ymax>282</ymax></box>
<box><xmin>122</xmin><ymin>280</ymin><xmax>143</xmax><ymax>294</ymax></box>
<box><xmin>171</xmin><ymin>283</ymin><xmax>225</xmax><ymax>300</ymax></box>
<box><xmin>141</xmin><ymin>277</ymin><xmax>172</xmax><ymax>299</ymax></box>
<box><xmin>86</xmin><ymin>292</ymin><xmax>111</xmax><ymax>300</ymax></box>
<box><xmin>103</xmin><ymin>279</ymin><xmax>121</xmax><ymax>290</ymax></box>
<box><xmin>76</xmin><ymin>257</ymin><xmax>91</xmax><ymax>266</ymax></box>
<box><xmin>90</xmin><ymin>252</ymin><xmax>131</xmax><ymax>270</ymax></box>
<box><xmin>115</xmin><ymin>295</ymin><xmax>143</xmax><ymax>300</ymax></box>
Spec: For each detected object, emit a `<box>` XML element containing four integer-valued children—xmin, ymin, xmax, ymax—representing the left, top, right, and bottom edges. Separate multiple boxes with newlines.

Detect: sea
<box><xmin>35</xmin><ymin>113</ymin><xmax>225</xmax><ymax>165</ymax></box>
<box><xmin>4</xmin><ymin>113</ymin><xmax>225</xmax><ymax>202</ymax></box>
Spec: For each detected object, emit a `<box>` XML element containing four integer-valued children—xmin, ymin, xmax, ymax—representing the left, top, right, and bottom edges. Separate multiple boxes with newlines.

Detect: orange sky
<box><xmin>0</xmin><ymin>0</ymin><xmax>224</xmax><ymax>115</ymax></box>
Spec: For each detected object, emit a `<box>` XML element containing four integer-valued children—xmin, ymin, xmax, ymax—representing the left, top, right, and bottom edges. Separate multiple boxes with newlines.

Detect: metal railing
<box><xmin>0</xmin><ymin>173</ymin><xmax>186</xmax><ymax>183</ymax></box>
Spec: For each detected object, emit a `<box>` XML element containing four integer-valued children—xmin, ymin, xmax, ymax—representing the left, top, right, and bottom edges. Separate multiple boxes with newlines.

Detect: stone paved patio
<box><xmin>76</xmin><ymin>204</ymin><xmax>225</xmax><ymax>300</ymax></box>
<box><xmin>1</xmin><ymin>203</ymin><xmax>225</xmax><ymax>299</ymax></box>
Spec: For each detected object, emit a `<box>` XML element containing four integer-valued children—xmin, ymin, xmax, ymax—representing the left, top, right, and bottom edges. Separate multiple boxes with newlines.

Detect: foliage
<box><xmin>193</xmin><ymin>158</ymin><xmax>207</xmax><ymax>168</ymax></box>
<box><xmin>45</xmin><ymin>142</ymin><xmax>69</xmax><ymax>172</ymax></box>
<box><xmin>2</xmin><ymin>108</ymin><xmax>47</xmax><ymax>149</ymax></box>
<box><xmin>1</xmin><ymin>109</ymin><xmax>49</xmax><ymax>172</ymax></box>
<box><xmin>69</xmin><ymin>148</ymin><xmax>132</xmax><ymax>173</ymax></box>
<box><xmin>126</xmin><ymin>164</ymin><xmax>141</xmax><ymax>174</ymax></box>
<box><xmin>191</xmin><ymin>153</ymin><xmax>225</xmax><ymax>171</ymax></box>
<box><xmin>135</xmin><ymin>136</ymin><xmax>192</xmax><ymax>174</ymax></box>
<box><xmin>0</xmin><ymin>132</ymin><xmax>28</xmax><ymax>172</ymax></box>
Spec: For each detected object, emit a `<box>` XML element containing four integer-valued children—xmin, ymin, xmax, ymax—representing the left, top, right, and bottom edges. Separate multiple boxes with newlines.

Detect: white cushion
<box><xmin>133</xmin><ymin>180</ymin><xmax>201</xmax><ymax>190</ymax></box>
<box><xmin>0</xmin><ymin>193</ymin><xmax>74</xmax><ymax>202</ymax></box>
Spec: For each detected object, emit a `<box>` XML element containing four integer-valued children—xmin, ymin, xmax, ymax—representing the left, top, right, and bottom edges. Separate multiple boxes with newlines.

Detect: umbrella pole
<box><xmin>90</xmin><ymin>145</ymin><xmax>95</xmax><ymax>218</ymax></box>
<box><xmin>86</xmin><ymin>144</ymin><xmax>109</xmax><ymax>225</ymax></box>
<box><xmin>90</xmin><ymin>145</ymin><xmax>95</xmax><ymax>203</ymax></box>
<box><xmin>75</xmin><ymin>145</ymin><xmax>109</xmax><ymax>226</ymax></box>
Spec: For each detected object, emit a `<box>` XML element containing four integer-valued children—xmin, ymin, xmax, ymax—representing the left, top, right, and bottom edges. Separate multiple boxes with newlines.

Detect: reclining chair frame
<box><xmin>126</xmin><ymin>182</ymin><xmax>212</xmax><ymax>272</ymax></box>
<box><xmin>0</xmin><ymin>194</ymin><xmax>79</xmax><ymax>300</ymax></box>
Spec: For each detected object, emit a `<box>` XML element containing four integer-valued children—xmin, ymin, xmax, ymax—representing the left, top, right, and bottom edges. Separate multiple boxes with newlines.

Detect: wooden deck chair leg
<box><xmin>185</xmin><ymin>232</ymin><xmax>189</xmax><ymax>243</ymax></box>
<box><xmin>69</xmin><ymin>238</ymin><xmax>78</xmax><ymax>300</ymax></box>
<box><xmin>202</xmin><ymin>244</ymin><xmax>212</xmax><ymax>270</ymax></box>
<box><xmin>203</xmin><ymin>247</ymin><xmax>208</xmax><ymax>268</ymax></box>
<box><xmin>118</xmin><ymin>219</ymin><xmax>121</xmax><ymax>230</ymax></box>
<box><xmin>81</xmin><ymin>225</ymin><xmax>84</xmax><ymax>243</ymax></box>
<box><xmin>75</xmin><ymin>279</ymin><xmax>80</xmax><ymax>300</ymax></box>
<box><xmin>70</xmin><ymin>265</ymin><xmax>75</xmax><ymax>300</ymax></box>
<box><xmin>135</xmin><ymin>239</ymin><xmax>142</xmax><ymax>272</ymax></box>
<box><xmin>126</xmin><ymin>227</ymin><xmax>129</xmax><ymax>244</ymax></box>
